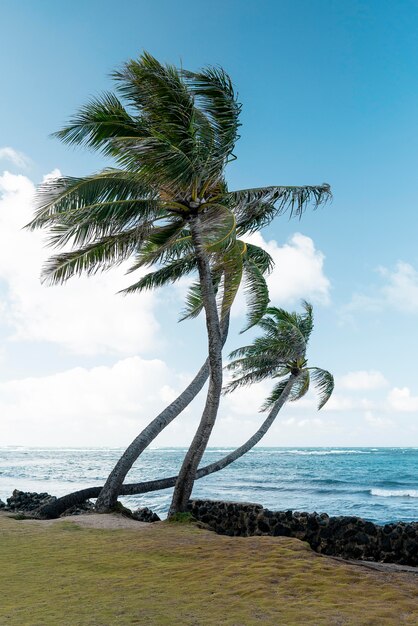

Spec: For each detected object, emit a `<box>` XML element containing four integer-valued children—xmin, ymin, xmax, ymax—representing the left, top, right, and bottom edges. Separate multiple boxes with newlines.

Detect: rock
<box><xmin>131</xmin><ymin>507</ymin><xmax>161</xmax><ymax>523</ymax></box>
<box><xmin>5</xmin><ymin>490</ymin><xmax>56</xmax><ymax>513</ymax></box>
<box><xmin>187</xmin><ymin>498</ymin><xmax>418</xmax><ymax>567</ymax></box>
<box><xmin>60</xmin><ymin>500</ymin><xmax>95</xmax><ymax>517</ymax></box>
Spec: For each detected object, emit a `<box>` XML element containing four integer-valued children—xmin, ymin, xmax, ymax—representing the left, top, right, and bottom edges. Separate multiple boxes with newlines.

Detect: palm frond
<box><xmin>127</xmin><ymin>233</ymin><xmax>193</xmax><ymax>271</ymax></box>
<box><xmin>260</xmin><ymin>377</ymin><xmax>292</xmax><ymax>412</ymax></box>
<box><xmin>45</xmin><ymin>200</ymin><xmax>160</xmax><ymax>249</ymax></box>
<box><xmin>113</xmin><ymin>52</ymin><xmax>196</xmax><ymax>156</ymax></box>
<box><xmin>27</xmin><ymin>170</ymin><xmax>157</xmax><ymax>230</ymax></box>
<box><xmin>183</xmin><ymin>66</ymin><xmax>241</xmax><ymax>164</ymax></box>
<box><xmin>219</xmin><ymin>240</ymin><xmax>244</xmax><ymax>319</ymax></box>
<box><xmin>245</xmin><ymin>243</ymin><xmax>274</xmax><ymax>275</ymax></box>
<box><xmin>179</xmin><ymin>267</ymin><xmax>223</xmax><ymax>322</ymax></box>
<box><xmin>147</xmin><ymin>219</ymin><xmax>186</xmax><ymax>246</ymax></box>
<box><xmin>240</xmin><ymin>258</ymin><xmax>270</xmax><ymax>332</ymax></box>
<box><xmin>41</xmin><ymin>229</ymin><xmax>141</xmax><ymax>285</ymax></box>
<box><xmin>298</xmin><ymin>300</ymin><xmax>314</xmax><ymax>341</ymax></box>
<box><xmin>120</xmin><ymin>255</ymin><xmax>198</xmax><ymax>294</ymax></box>
<box><xmin>309</xmin><ymin>367</ymin><xmax>334</xmax><ymax>409</ymax></box>
<box><xmin>230</xmin><ymin>184</ymin><xmax>332</xmax><ymax>234</ymax></box>
<box><xmin>52</xmin><ymin>92</ymin><xmax>147</xmax><ymax>155</ymax></box>
<box><xmin>223</xmin><ymin>366</ymin><xmax>280</xmax><ymax>394</ymax></box>
<box><xmin>179</xmin><ymin>281</ymin><xmax>204</xmax><ymax>321</ymax></box>
<box><xmin>288</xmin><ymin>369</ymin><xmax>310</xmax><ymax>402</ymax></box>
<box><xmin>111</xmin><ymin>135</ymin><xmax>197</xmax><ymax>193</ymax></box>
<box><xmin>262</xmin><ymin>306</ymin><xmax>308</xmax><ymax>358</ymax></box>
<box><xmin>199</xmin><ymin>204</ymin><xmax>236</xmax><ymax>252</ymax></box>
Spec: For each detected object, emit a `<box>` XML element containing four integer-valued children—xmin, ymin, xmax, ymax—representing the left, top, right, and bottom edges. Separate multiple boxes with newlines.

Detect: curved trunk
<box><xmin>94</xmin><ymin>313</ymin><xmax>229</xmax><ymax>513</ymax></box>
<box><xmin>37</xmin><ymin>374</ymin><xmax>296</xmax><ymax>519</ymax></box>
<box><xmin>168</xmin><ymin>216</ymin><xmax>223</xmax><ymax>516</ymax></box>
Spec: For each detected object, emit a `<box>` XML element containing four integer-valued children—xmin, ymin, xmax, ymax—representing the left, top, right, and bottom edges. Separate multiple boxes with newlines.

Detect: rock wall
<box><xmin>2</xmin><ymin>490</ymin><xmax>94</xmax><ymax>517</ymax></box>
<box><xmin>188</xmin><ymin>499</ymin><xmax>418</xmax><ymax>567</ymax></box>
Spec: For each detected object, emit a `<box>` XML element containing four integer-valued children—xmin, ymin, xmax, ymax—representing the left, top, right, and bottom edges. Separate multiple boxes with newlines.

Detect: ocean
<box><xmin>0</xmin><ymin>447</ymin><xmax>417</xmax><ymax>524</ymax></box>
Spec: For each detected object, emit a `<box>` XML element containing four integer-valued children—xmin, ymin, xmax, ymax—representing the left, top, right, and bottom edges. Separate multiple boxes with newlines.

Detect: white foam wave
<box><xmin>287</xmin><ymin>450</ymin><xmax>370</xmax><ymax>456</ymax></box>
<box><xmin>371</xmin><ymin>488</ymin><xmax>418</xmax><ymax>498</ymax></box>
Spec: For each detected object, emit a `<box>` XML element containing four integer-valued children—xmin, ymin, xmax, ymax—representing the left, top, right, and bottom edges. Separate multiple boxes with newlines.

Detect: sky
<box><xmin>1</xmin><ymin>0</ymin><xmax>418</xmax><ymax>447</ymax></box>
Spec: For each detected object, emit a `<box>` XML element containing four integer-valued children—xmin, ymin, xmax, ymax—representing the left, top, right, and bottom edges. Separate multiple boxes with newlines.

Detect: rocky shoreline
<box><xmin>188</xmin><ymin>499</ymin><xmax>418</xmax><ymax>567</ymax></box>
<box><xmin>0</xmin><ymin>490</ymin><xmax>160</xmax><ymax>523</ymax></box>
<box><xmin>2</xmin><ymin>491</ymin><xmax>417</xmax><ymax>567</ymax></box>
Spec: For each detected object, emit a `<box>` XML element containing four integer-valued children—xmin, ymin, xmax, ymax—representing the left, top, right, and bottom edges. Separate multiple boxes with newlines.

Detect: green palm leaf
<box><xmin>309</xmin><ymin>367</ymin><xmax>334</xmax><ymax>409</ymax></box>
<box><xmin>245</xmin><ymin>243</ymin><xmax>274</xmax><ymax>274</ymax></box>
<box><xmin>200</xmin><ymin>204</ymin><xmax>236</xmax><ymax>252</ymax></box>
<box><xmin>231</xmin><ymin>184</ymin><xmax>331</xmax><ymax>234</ymax></box>
<box><xmin>288</xmin><ymin>369</ymin><xmax>310</xmax><ymax>402</ymax></box>
<box><xmin>183</xmin><ymin>66</ymin><xmax>241</xmax><ymax>165</ymax></box>
<box><xmin>52</xmin><ymin>92</ymin><xmax>147</xmax><ymax>156</ymax></box>
<box><xmin>226</xmin><ymin>301</ymin><xmax>333</xmax><ymax>413</ymax></box>
<box><xmin>260</xmin><ymin>377</ymin><xmax>292</xmax><ymax>412</ymax></box>
<box><xmin>27</xmin><ymin>170</ymin><xmax>157</xmax><ymax>230</ymax></box>
<box><xmin>113</xmin><ymin>52</ymin><xmax>196</xmax><ymax>157</ymax></box>
<box><xmin>219</xmin><ymin>240</ymin><xmax>244</xmax><ymax>319</ymax></box>
<box><xmin>240</xmin><ymin>258</ymin><xmax>270</xmax><ymax>332</ymax></box>
<box><xmin>41</xmin><ymin>229</ymin><xmax>142</xmax><ymax>285</ymax></box>
<box><xmin>120</xmin><ymin>255</ymin><xmax>198</xmax><ymax>294</ymax></box>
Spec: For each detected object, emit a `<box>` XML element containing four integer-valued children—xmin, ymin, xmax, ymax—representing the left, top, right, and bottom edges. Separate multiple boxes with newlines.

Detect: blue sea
<box><xmin>0</xmin><ymin>447</ymin><xmax>417</xmax><ymax>524</ymax></box>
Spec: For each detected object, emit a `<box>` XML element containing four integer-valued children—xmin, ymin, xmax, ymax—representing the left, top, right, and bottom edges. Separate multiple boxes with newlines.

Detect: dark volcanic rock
<box><xmin>3</xmin><ymin>490</ymin><xmax>95</xmax><ymax>517</ymax></box>
<box><xmin>131</xmin><ymin>507</ymin><xmax>161</xmax><ymax>523</ymax></box>
<box><xmin>188</xmin><ymin>499</ymin><xmax>418</xmax><ymax>568</ymax></box>
<box><xmin>60</xmin><ymin>500</ymin><xmax>95</xmax><ymax>517</ymax></box>
<box><xmin>5</xmin><ymin>489</ymin><xmax>56</xmax><ymax>513</ymax></box>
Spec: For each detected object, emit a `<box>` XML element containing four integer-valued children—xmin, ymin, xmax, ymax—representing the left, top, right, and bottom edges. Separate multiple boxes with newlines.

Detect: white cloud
<box><xmin>0</xmin><ymin>357</ymin><xmax>186</xmax><ymax>446</ymax></box>
<box><xmin>229</xmin><ymin>231</ymin><xmax>330</xmax><ymax>322</ymax></box>
<box><xmin>339</xmin><ymin>370</ymin><xmax>388</xmax><ymax>391</ymax></box>
<box><xmin>379</xmin><ymin>262</ymin><xmax>418</xmax><ymax>313</ymax></box>
<box><xmin>249</xmin><ymin>232</ymin><xmax>330</xmax><ymax>306</ymax></box>
<box><xmin>387</xmin><ymin>387</ymin><xmax>418</xmax><ymax>412</ymax></box>
<box><xmin>0</xmin><ymin>170</ymin><xmax>159</xmax><ymax>355</ymax></box>
<box><xmin>0</xmin><ymin>147</ymin><xmax>31</xmax><ymax>169</ymax></box>
<box><xmin>342</xmin><ymin>261</ymin><xmax>418</xmax><ymax>322</ymax></box>
<box><xmin>364</xmin><ymin>411</ymin><xmax>394</xmax><ymax>428</ymax></box>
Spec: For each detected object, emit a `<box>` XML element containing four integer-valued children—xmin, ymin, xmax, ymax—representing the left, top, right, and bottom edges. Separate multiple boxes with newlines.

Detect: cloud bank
<box><xmin>0</xmin><ymin>170</ymin><xmax>159</xmax><ymax>355</ymax></box>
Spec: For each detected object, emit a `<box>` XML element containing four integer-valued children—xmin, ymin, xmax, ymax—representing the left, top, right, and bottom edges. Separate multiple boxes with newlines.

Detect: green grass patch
<box><xmin>167</xmin><ymin>511</ymin><xmax>195</xmax><ymax>524</ymax></box>
<box><xmin>0</xmin><ymin>514</ymin><xmax>417</xmax><ymax>625</ymax></box>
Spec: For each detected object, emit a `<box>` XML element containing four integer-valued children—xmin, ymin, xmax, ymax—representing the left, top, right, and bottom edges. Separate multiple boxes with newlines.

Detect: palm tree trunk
<box><xmin>94</xmin><ymin>313</ymin><xmax>230</xmax><ymax>513</ymax></box>
<box><xmin>37</xmin><ymin>374</ymin><xmax>297</xmax><ymax>519</ymax></box>
<box><xmin>168</xmin><ymin>215</ymin><xmax>224</xmax><ymax>516</ymax></box>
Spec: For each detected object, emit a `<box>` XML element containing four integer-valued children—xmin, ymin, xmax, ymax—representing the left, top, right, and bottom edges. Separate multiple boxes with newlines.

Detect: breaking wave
<box><xmin>371</xmin><ymin>488</ymin><xmax>418</xmax><ymax>498</ymax></box>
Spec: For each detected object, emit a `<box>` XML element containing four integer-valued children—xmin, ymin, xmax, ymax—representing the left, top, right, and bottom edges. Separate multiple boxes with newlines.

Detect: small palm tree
<box><xmin>27</xmin><ymin>52</ymin><xmax>331</xmax><ymax>514</ymax></box>
<box><xmin>225</xmin><ymin>301</ymin><xmax>334</xmax><ymax>411</ymax></box>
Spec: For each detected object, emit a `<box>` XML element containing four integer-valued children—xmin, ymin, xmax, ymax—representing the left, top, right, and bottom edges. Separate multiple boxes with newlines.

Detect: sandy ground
<box><xmin>0</xmin><ymin>510</ymin><xmax>154</xmax><ymax>530</ymax></box>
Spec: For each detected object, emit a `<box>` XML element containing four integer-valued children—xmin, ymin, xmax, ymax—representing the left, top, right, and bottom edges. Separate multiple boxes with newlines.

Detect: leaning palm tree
<box><xmin>27</xmin><ymin>52</ymin><xmax>331</xmax><ymax>515</ymax></box>
<box><xmin>37</xmin><ymin>301</ymin><xmax>333</xmax><ymax>519</ymax></box>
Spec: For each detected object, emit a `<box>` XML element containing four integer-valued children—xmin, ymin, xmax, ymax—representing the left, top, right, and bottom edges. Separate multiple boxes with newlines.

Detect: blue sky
<box><xmin>1</xmin><ymin>0</ymin><xmax>418</xmax><ymax>446</ymax></box>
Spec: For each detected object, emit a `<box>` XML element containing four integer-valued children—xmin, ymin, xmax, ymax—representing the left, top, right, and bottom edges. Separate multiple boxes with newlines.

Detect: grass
<box><xmin>0</xmin><ymin>514</ymin><xmax>418</xmax><ymax>625</ymax></box>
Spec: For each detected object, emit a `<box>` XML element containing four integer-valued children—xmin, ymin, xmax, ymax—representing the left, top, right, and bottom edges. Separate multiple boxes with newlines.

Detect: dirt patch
<box><xmin>0</xmin><ymin>510</ymin><xmax>153</xmax><ymax>530</ymax></box>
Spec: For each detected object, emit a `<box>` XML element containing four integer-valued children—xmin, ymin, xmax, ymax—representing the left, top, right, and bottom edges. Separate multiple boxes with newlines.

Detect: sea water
<box><xmin>0</xmin><ymin>447</ymin><xmax>417</xmax><ymax>524</ymax></box>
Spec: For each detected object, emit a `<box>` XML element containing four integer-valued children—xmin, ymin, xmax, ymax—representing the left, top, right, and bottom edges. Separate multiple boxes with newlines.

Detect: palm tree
<box><xmin>37</xmin><ymin>301</ymin><xmax>333</xmax><ymax>520</ymax></box>
<box><xmin>27</xmin><ymin>52</ymin><xmax>331</xmax><ymax>515</ymax></box>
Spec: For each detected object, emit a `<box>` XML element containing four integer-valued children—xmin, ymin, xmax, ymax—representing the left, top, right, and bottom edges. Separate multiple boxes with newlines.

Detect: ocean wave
<box><xmin>286</xmin><ymin>450</ymin><xmax>370</xmax><ymax>456</ymax></box>
<box><xmin>371</xmin><ymin>488</ymin><xmax>418</xmax><ymax>498</ymax></box>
